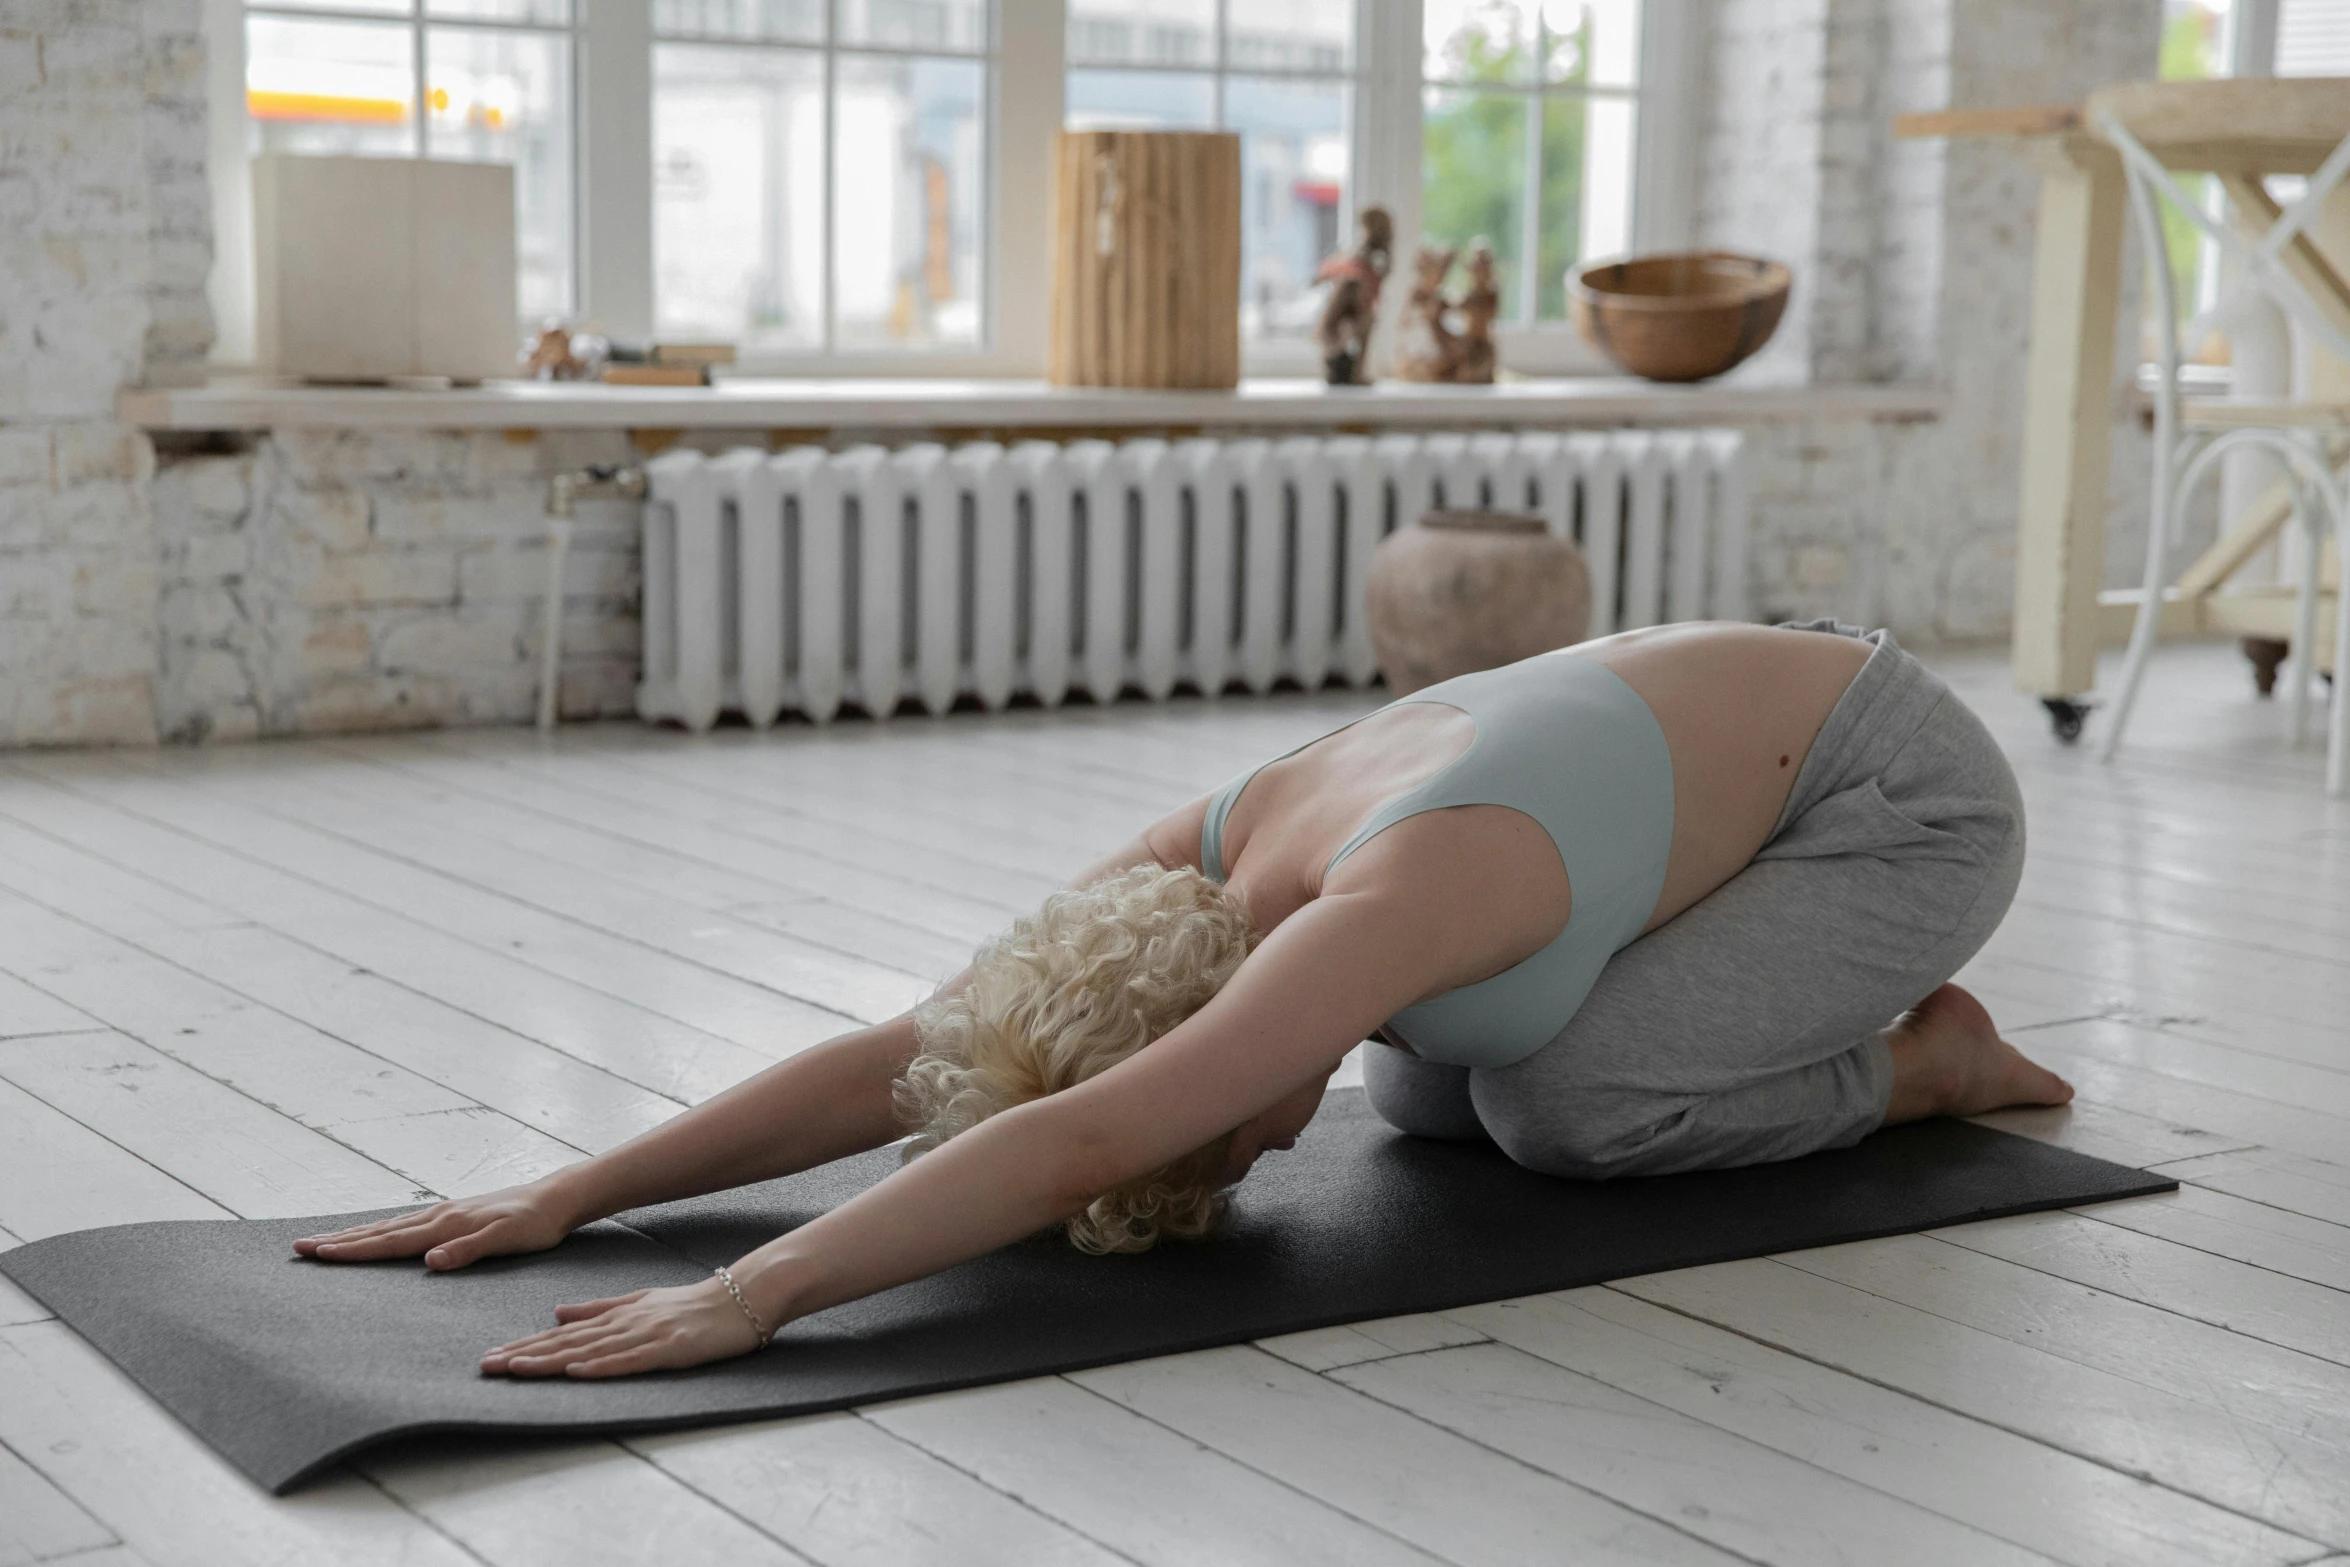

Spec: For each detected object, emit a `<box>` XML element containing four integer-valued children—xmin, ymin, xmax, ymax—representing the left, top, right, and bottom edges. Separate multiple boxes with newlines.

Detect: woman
<box><xmin>298</xmin><ymin>620</ymin><xmax>2071</xmax><ymax>1378</ymax></box>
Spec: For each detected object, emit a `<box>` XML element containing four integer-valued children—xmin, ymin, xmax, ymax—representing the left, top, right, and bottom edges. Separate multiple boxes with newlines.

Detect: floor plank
<box><xmin>0</xmin><ymin>1438</ymin><xmax>117</xmax><ymax>1566</ymax></box>
<box><xmin>0</xmin><ymin>1322</ymin><xmax>479</xmax><ymax>1567</ymax></box>
<box><xmin>1963</xmin><ymin>1096</ymin><xmax>2256</xmax><ymax>1169</ymax></box>
<box><xmin>360</xmin><ymin>1439</ymin><xmax>808</xmax><ymax>1567</ymax></box>
<box><xmin>0</xmin><ymin>772</ymin><xmax>816</xmax><ymax>1089</ymax></box>
<box><xmin>2004</xmin><ymin>1033</ymin><xmax>2350</xmax><ymax>1167</ymax></box>
<box><xmin>2153</xmin><ymin>1146</ymin><xmax>2350</xmax><ymax>1226</ymax></box>
<box><xmin>627</xmin><ymin>1412</ymin><xmax>1129</xmax><ymax>1567</ymax></box>
<box><xmin>2082</xmin><ymin>1179</ymin><xmax>2350</xmax><ymax>1294</ymax></box>
<box><xmin>1330</xmin><ymin>1341</ymin><xmax>2057</xmax><ymax>1566</ymax></box>
<box><xmin>0</xmin><ymin>896</ymin><xmax>580</xmax><ymax>1201</ymax></box>
<box><xmin>0</xmin><ymin>1029</ymin><xmax>424</xmax><ymax>1219</ymax></box>
<box><xmin>1620</xmin><ymin>1254</ymin><xmax>2349</xmax><ymax>1550</ymax></box>
<box><xmin>1255</xmin><ymin>1311</ymin><xmax>1491</xmax><ymax>1373</ymax></box>
<box><xmin>348</xmin><ymin>734</ymin><xmax>1028</xmax><ymax>938</ymax></box>
<box><xmin>1930</xmin><ymin>1206</ymin><xmax>2350</xmax><ymax>1369</ymax></box>
<box><xmin>7</xmin><ymin>756</ymin><xmax>861</xmax><ymax>1051</ymax></box>
<box><xmin>1074</xmin><ymin>1344</ymin><xmax>1745</xmax><ymax>1565</ymax></box>
<box><xmin>0</xmin><ymin>971</ymin><xmax>100</xmax><ymax>1044</ymax></box>
<box><xmin>0</xmin><ymin>1073</ymin><xmax>230</xmax><ymax>1241</ymax></box>
<box><xmin>173</xmin><ymin>748</ymin><xmax>947</xmax><ymax>1014</ymax></box>
<box><xmin>859</xmin><ymin>1378</ymin><xmax>1470</xmax><ymax>1567</ymax></box>
<box><xmin>1452</xmin><ymin>1286</ymin><xmax>2313</xmax><ymax>1567</ymax></box>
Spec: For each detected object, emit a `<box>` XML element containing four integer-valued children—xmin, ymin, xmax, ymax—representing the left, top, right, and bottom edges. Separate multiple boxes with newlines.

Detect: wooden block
<box><xmin>1049</xmin><ymin>131</ymin><xmax>1241</xmax><ymax>389</ymax></box>
<box><xmin>254</xmin><ymin>153</ymin><xmax>517</xmax><ymax>382</ymax></box>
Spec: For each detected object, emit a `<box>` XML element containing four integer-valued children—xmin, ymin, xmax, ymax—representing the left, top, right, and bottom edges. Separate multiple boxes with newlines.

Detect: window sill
<box><xmin>121</xmin><ymin>375</ymin><xmax>1948</xmax><ymax>434</ymax></box>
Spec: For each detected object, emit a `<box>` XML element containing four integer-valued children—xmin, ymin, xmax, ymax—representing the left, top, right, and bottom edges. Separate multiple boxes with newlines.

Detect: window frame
<box><xmin>207</xmin><ymin>0</ymin><xmax>1702</xmax><ymax>378</ymax></box>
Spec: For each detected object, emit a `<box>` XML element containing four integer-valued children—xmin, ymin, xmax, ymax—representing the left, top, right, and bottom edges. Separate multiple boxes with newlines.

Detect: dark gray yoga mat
<box><xmin>2</xmin><ymin>1088</ymin><xmax>2171</xmax><ymax>1494</ymax></box>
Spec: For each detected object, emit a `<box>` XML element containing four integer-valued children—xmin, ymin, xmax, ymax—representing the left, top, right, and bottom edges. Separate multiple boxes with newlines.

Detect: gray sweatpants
<box><xmin>1363</xmin><ymin>621</ymin><xmax>2025</xmax><ymax>1179</ymax></box>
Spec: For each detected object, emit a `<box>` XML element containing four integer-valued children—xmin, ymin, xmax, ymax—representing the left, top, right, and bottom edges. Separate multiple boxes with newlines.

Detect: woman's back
<box><xmin>1156</xmin><ymin>622</ymin><xmax>1874</xmax><ymax>1055</ymax></box>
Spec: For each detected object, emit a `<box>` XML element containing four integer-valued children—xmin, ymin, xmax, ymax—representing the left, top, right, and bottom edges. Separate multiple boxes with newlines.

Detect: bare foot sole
<box><xmin>1882</xmin><ymin>983</ymin><xmax>2074</xmax><ymax>1124</ymax></box>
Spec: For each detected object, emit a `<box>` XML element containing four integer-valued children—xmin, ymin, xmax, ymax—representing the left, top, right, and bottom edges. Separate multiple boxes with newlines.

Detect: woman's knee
<box><xmin>1361</xmin><ymin>1043</ymin><xmax>1487</xmax><ymax>1142</ymax></box>
<box><xmin>1467</xmin><ymin>1072</ymin><xmax>1677</xmax><ymax>1179</ymax></box>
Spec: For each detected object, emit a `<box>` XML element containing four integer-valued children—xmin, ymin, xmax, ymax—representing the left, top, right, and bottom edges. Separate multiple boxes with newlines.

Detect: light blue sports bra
<box><xmin>1198</xmin><ymin>651</ymin><xmax>1674</xmax><ymax>1069</ymax></box>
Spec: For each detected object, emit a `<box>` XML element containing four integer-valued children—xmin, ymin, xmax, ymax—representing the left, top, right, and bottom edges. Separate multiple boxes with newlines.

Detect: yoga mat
<box><xmin>1</xmin><ymin>1089</ymin><xmax>2172</xmax><ymax>1494</ymax></box>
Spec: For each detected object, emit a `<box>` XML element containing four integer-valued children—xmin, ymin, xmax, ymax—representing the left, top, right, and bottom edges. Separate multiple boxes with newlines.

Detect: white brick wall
<box><xmin>1696</xmin><ymin>0</ymin><xmax>2160</xmax><ymax>643</ymax></box>
<box><xmin>0</xmin><ymin>0</ymin><xmax>203</xmax><ymax>745</ymax></box>
<box><xmin>151</xmin><ymin>430</ymin><xmax>644</xmax><ymax>742</ymax></box>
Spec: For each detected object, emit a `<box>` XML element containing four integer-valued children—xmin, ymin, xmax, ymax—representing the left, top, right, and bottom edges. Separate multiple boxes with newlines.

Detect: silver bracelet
<box><xmin>712</xmin><ymin>1264</ymin><xmax>771</xmax><ymax>1346</ymax></box>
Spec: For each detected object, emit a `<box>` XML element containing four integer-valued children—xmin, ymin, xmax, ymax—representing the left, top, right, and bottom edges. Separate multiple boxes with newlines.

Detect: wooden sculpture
<box><xmin>1391</xmin><ymin>243</ymin><xmax>1500</xmax><ymax>385</ymax></box>
<box><xmin>1392</xmin><ymin>245</ymin><xmax>1463</xmax><ymax>383</ymax></box>
<box><xmin>1313</xmin><ymin>205</ymin><xmax>1395</xmax><ymax>385</ymax></box>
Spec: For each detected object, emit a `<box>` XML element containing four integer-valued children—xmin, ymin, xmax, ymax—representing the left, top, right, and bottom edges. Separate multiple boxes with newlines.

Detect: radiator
<box><xmin>637</xmin><ymin>429</ymin><xmax>1748</xmax><ymax>731</ymax></box>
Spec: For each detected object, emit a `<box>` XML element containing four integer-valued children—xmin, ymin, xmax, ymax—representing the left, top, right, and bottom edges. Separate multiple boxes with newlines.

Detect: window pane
<box><xmin>247</xmin><ymin>15</ymin><xmax>416</xmax><ymax>158</ymax></box>
<box><xmin>425</xmin><ymin>25</ymin><xmax>573</xmax><ymax>320</ymax></box>
<box><xmin>1067</xmin><ymin>0</ymin><xmax>1216</xmax><ymax>68</ymax></box>
<box><xmin>1538</xmin><ymin>0</ymin><xmax>1638</xmax><ymax>87</ymax></box>
<box><xmin>653</xmin><ymin>0</ymin><xmax>824</xmax><ymax>44</ymax></box>
<box><xmin>1065</xmin><ymin>67</ymin><xmax>1216</xmax><ymax>128</ymax></box>
<box><xmin>832</xmin><ymin>55</ymin><xmax>986</xmax><ymax>349</ymax></box>
<box><xmin>1422</xmin><ymin>86</ymin><xmax>1529</xmax><ymax>319</ymax></box>
<box><xmin>1228</xmin><ymin>0</ymin><xmax>1350</xmax><ymax>73</ymax></box>
<box><xmin>1424</xmin><ymin>0</ymin><xmax>1536</xmax><ymax>85</ymax></box>
<box><xmin>258</xmin><ymin>0</ymin><xmax>413</xmax><ymax>14</ymax></box>
<box><xmin>1224</xmin><ymin>74</ymin><xmax>1347</xmax><ymax>340</ymax></box>
<box><xmin>1576</xmin><ymin>91</ymin><xmax>1633</xmax><ymax>270</ymax></box>
<box><xmin>653</xmin><ymin>44</ymin><xmax>825</xmax><ymax>348</ymax></box>
<box><xmin>1529</xmin><ymin>91</ymin><xmax>1584</xmax><ymax>316</ymax></box>
<box><xmin>2280</xmin><ymin>0</ymin><xmax>2350</xmax><ymax>73</ymax></box>
<box><xmin>429</xmin><ymin>0</ymin><xmax>572</xmax><ymax>23</ymax></box>
<box><xmin>838</xmin><ymin>0</ymin><xmax>989</xmax><ymax>53</ymax></box>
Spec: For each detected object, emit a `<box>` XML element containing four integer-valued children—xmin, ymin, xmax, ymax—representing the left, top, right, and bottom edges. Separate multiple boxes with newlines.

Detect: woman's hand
<box><xmin>480</xmin><ymin>1279</ymin><xmax>764</xmax><ymax>1379</ymax></box>
<box><xmin>294</xmin><ymin>1182</ymin><xmax>581</xmax><ymax>1271</ymax></box>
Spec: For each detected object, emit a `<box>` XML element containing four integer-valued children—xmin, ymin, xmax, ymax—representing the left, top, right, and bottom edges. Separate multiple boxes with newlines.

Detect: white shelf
<box><xmin>121</xmin><ymin>376</ymin><xmax>1948</xmax><ymax>433</ymax></box>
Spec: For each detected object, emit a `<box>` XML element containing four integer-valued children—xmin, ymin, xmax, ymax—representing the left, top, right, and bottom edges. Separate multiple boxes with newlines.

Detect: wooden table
<box><xmin>1898</xmin><ymin>80</ymin><xmax>2350</xmax><ymax>737</ymax></box>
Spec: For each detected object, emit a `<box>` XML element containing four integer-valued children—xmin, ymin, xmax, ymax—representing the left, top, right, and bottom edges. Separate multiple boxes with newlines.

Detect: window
<box><xmin>242</xmin><ymin>0</ymin><xmax>580</xmax><ymax>321</ymax></box>
<box><xmin>219</xmin><ymin>0</ymin><xmax>1688</xmax><ymax>374</ymax></box>
<box><xmin>652</xmin><ymin>1</ymin><xmax>992</xmax><ymax>351</ymax></box>
<box><xmin>1065</xmin><ymin>1</ymin><xmax>1357</xmax><ymax>340</ymax></box>
<box><xmin>1419</xmin><ymin>0</ymin><xmax>1640</xmax><ymax>324</ymax></box>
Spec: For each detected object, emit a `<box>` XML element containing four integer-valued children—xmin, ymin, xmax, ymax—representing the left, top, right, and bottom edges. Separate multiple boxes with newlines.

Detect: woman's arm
<box><xmin>481</xmin><ymin>886</ymin><xmax>1445</xmax><ymax>1377</ymax></box>
<box><xmin>305</xmin><ymin>801</ymin><xmax>1212</xmax><ymax>1270</ymax></box>
<box><xmin>296</xmin><ymin>1012</ymin><xmax>928</xmax><ymax>1267</ymax></box>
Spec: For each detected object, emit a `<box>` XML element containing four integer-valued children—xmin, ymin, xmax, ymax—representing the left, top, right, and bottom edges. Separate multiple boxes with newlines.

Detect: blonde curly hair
<box><xmin>895</xmin><ymin>863</ymin><xmax>1259</xmax><ymax>1254</ymax></box>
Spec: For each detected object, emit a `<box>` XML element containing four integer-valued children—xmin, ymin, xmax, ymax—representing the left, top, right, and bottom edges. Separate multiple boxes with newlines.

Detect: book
<box><xmin>600</xmin><ymin>364</ymin><xmax>708</xmax><ymax>387</ymax></box>
<box><xmin>650</xmin><ymin>342</ymin><xmax>739</xmax><ymax>367</ymax></box>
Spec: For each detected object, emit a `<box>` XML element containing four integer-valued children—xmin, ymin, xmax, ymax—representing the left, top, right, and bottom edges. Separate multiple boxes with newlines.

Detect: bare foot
<box><xmin>1881</xmin><ymin>983</ymin><xmax>2074</xmax><ymax>1124</ymax></box>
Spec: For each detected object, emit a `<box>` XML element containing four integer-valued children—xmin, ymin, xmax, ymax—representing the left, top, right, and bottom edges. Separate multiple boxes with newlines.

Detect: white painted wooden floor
<box><xmin>2</xmin><ymin>638</ymin><xmax>2347</xmax><ymax>1567</ymax></box>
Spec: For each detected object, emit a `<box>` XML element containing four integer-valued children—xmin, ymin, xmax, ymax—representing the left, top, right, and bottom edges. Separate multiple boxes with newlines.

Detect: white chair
<box><xmin>2094</xmin><ymin>84</ymin><xmax>2350</xmax><ymax>797</ymax></box>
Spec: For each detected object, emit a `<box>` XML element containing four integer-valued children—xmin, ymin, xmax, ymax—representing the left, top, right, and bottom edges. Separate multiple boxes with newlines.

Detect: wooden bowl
<box><xmin>1569</xmin><ymin>251</ymin><xmax>1791</xmax><ymax>382</ymax></box>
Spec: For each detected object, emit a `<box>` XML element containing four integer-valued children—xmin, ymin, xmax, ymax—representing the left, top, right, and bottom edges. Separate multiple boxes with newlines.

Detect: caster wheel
<box><xmin>2242</xmin><ymin>637</ymin><xmax>2289</xmax><ymax>697</ymax></box>
<box><xmin>2042</xmin><ymin>696</ymin><xmax>2091</xmax><ymax>744</ymax></box>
